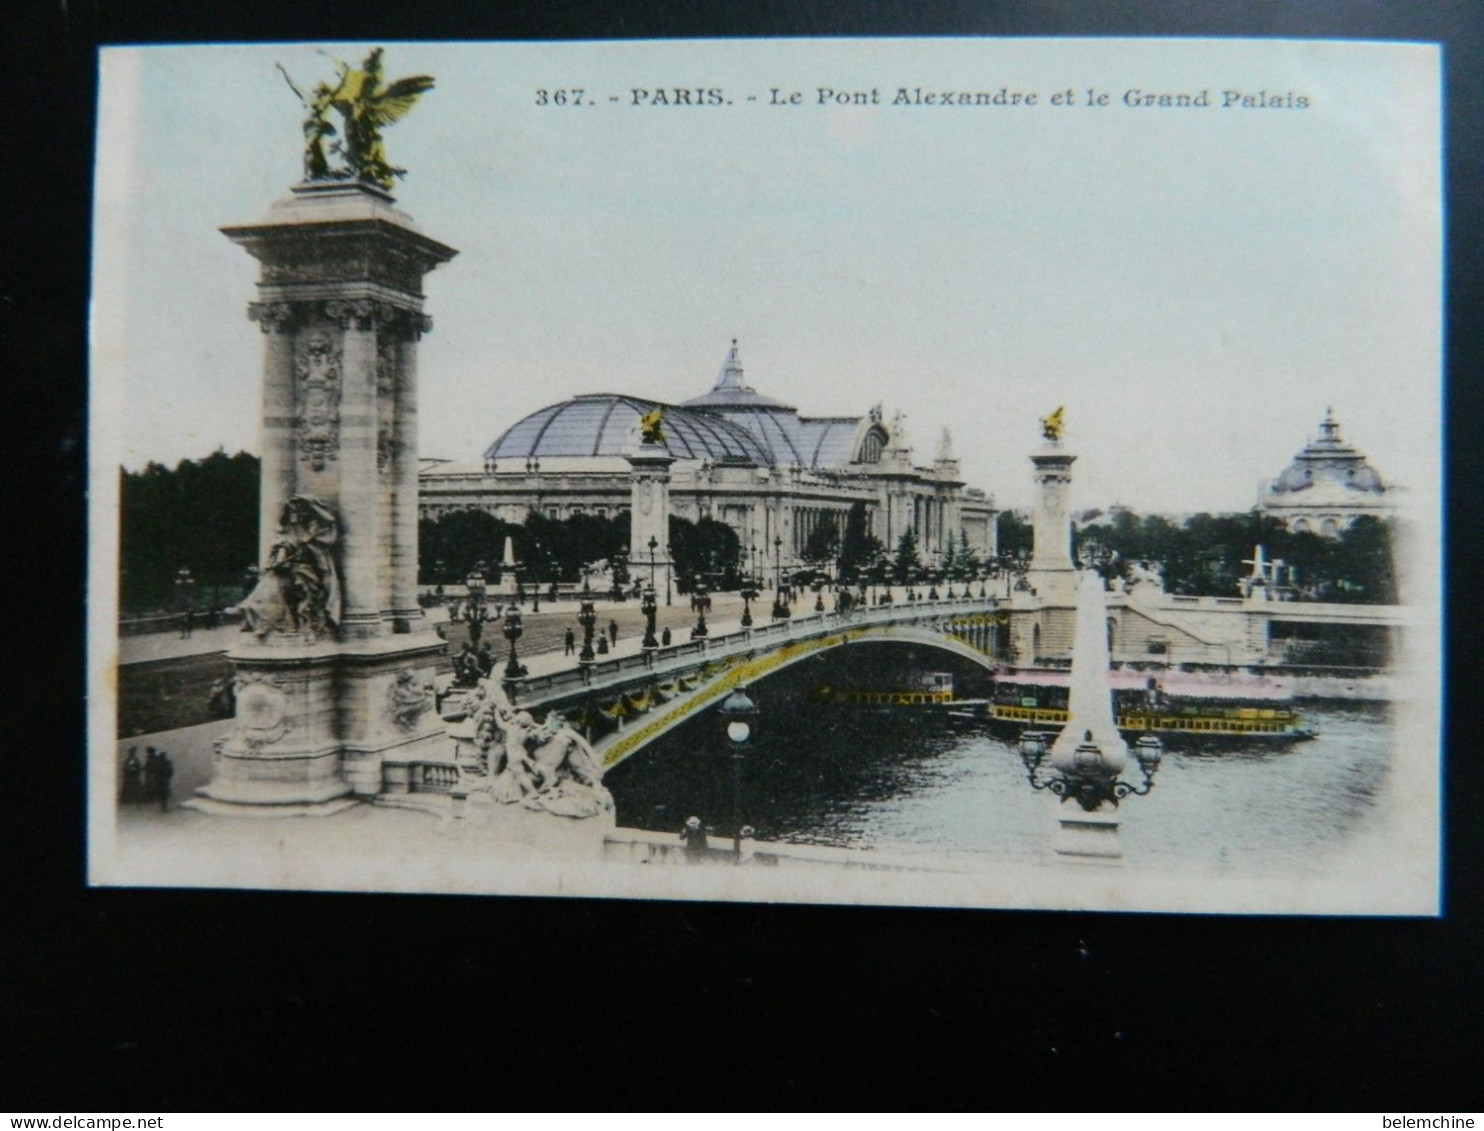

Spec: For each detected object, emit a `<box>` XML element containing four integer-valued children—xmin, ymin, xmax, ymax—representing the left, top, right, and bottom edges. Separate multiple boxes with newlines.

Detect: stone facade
<box><xmin>1256</xmin><ymin>408</ymin><xmax>1392</xmax><ymax>535</ymax></box>
<box><xmin>419</xmin><ymin>341</ymin><xmax>999</xmax><ymax>572</ymax></box>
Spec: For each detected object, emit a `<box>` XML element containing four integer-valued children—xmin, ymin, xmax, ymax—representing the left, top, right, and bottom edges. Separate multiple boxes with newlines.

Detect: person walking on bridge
<box><xmin>564</xmin><ymin>627</ymin><xmax>575</xmax><ymax>656</ymax></box>
<box><xmin>608</xmin><ymin>619</ymin><xmax>618</xmax><ymax>647</ymax></box>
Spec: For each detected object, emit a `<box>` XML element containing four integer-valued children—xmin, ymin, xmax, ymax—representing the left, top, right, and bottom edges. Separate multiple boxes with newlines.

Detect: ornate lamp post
<box><xmin>740</xmin><ymin>579</ymin><xmax>757</xmax><ymax>627</ymax></box>
<box><xmin>718</xmin><ymin>685</ymin><xmax>760</xmax><ymax>857</ymax></box>
<box><xmin>1016</xmin><ymin>729</ymin><xmax>1164</xmax><ymax>812</ymax></box>
<box><xmin>175</xmin><ymin>566</ymin><xmax>198</xmax><ymax>637</ymax></box>
<box><xmin>175</xmin><ymin>567</ymin><xmax>198</xmax><ymax>610</ymax></box>
<box><xmin>577</xmin><ymin>567</ymin><xmax>597</xmax><ymax>665</ymax></box>
<box><xmin>691</xmin><ymin>582</ymin><xmax>711</xmax><ymax>638</ymax></box>
<box><xmin>465</xmin><ymin>566</ymin><xmax>490</xmax><ymax>646</ymax></box>
<box><xmin>611</xmin><ymin>549</ymin><xmax>627</xmax><ymax>602</ymax></box>
<box><xmin>641</xmin><ymin>583</ymin><xmax>659</xmax><ymax>652</ymax></box>
<box><xmin>501</xmin><ymin>605</ymin><xmax>528</xmax><ymax>683</ymax></box>
<box><xmin>771</xmin><ymin>536</ymin><xmax>789</xmax><ymax>620</ymax></box>
<box><xmin>814</xmin><ymin>581</ymin><xmax>825</xmax><ymax>613</ymax></box>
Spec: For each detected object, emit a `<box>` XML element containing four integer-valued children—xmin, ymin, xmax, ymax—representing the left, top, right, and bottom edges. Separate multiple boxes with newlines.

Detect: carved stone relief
<box><xmin>386</xmin><ymin>669</ymin><xmax>432</xmax><ymax>731</ymax></box>
<box><xmin>376</xmin><ymin>334</ymin><xmax>399</xmax><ymax>473</ymax></box>
<box><xmin>234</xmin><ymin>671</ymin><xmax>295</xmax><ymax>748</ymax></box>
<box><xmin>295</xmin><ymin>328</ymin><xmax>342</xmax><ymax>470</ymax></box>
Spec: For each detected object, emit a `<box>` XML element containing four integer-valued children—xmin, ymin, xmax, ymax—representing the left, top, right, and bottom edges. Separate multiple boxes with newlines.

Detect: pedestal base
<box><xmin>1053</xmin><ymin>805</ymin><xmax>1124</xmax><ymax>864</ymax></box>
<box><xmin>195</xmin><ymin>631</ymin><xmax>448</xmax><ymax>813</ymax></box>
<box><xmin>181</xmin><ymin>794</ymin><xmax>362</xmax><ymax>819</ymax></box>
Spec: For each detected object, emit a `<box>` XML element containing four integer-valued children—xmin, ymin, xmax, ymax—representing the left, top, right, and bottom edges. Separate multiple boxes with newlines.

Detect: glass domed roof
<box><xmin>484</xmin><ymin>394</ymin><xmax>770</xmax><ymax>464</ymax></box>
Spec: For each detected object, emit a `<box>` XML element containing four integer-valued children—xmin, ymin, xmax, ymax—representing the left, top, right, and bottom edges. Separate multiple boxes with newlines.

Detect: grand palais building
<box><xmin>418</xmin><ymin>341</ymin><xmax>1000</xmax><ymax>576</ymax></box>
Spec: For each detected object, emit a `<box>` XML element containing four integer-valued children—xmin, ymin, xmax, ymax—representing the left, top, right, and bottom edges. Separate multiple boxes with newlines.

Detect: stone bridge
<box><xmin>499</xmin><ymin>596</ymin><xmax>1003</xmax><ymax>769</ymax></box>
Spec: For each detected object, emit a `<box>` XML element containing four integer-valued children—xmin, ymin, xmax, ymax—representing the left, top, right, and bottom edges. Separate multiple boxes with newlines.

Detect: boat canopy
<box><xmin>994</xmin><ymin>670</ymin><xmax>1292</xmax><ymax>702</ymax></box>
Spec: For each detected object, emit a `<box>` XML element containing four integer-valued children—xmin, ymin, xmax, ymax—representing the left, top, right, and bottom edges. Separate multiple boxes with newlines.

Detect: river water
<box><xmin>605</xmin><ymin>699</ymin><xmax>1393</xmax><ymax>872</ymax></box>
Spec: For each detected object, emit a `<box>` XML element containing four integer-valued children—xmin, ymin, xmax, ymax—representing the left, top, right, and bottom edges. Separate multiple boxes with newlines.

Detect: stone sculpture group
<box><xmin>460</xmin><ymin>683</ymin><xmax>613</xmax><ymax>819</ymax></box>
<box><xmin>238</xmin><ymin>495</ymin><xmax>343</xmax><ymax>642</ymax></box>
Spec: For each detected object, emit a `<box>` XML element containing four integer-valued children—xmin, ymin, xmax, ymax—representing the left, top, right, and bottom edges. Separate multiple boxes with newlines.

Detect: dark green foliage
<box><xmin>669</xmin><ymin>515</ymin><xmax>742</xmax><ymax>590</ymax></box>
<box><xmin>893</xmin><ymin>527</ymin><xmax>921</xmax><ymax>583</ymax></box>
<box><xmin>1080</xmin><ymin>509</ymin><xmax>1396</xmax><ymax>602</ymax></box>
<box><xmin>998</xmin><ymin>511</ymin><xmax>1033</xmax><ymax>559</ymax></box>
<box><xmin>836</xmin><ymin>502</ymin><xmax>884</xmax><ymax>583</ymax></box>
<box><xmin>119</xmin><ymin>450</ymin><xmax>261</xmax><ymax>615</ymax></box>
<box><xmin>419</xmin><ymin>508</ymin><xmax>631</xmax><ymax>586</ymax></box>
<box><xmin>800</xmin><ymin>513</ymin><xmax>841</xmax><ymax>566</ymax></box>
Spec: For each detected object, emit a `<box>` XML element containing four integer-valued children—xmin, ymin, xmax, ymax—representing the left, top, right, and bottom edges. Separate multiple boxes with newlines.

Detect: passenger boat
<box><xmin>809</xmin><ymin>671</ymin><xmax>956</xmax><ymax>709</ymax></box>
<box><xmin>987</xmin><ymin>669</ymin><xmax>1315</xmax><ymax>743</ymax></box>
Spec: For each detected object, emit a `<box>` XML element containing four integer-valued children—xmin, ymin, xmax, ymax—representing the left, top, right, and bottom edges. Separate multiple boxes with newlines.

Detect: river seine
<box><xmin>605</xmin><ymin>699</ymin><xmax>1392</xmax><ymax>871</ymax></box>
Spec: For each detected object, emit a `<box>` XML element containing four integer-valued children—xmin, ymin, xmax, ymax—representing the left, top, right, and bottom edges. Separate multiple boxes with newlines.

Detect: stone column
<box><xmin>1027</xmin><ymin>441</ymin><xmax>1078</xmax><ymax>605</ymax></box>
<box><xmin>188</xmin><ymin>181</ymin><xmax>457</xmax><ymax>815</ymax></box>
<box><xmin>627</xmin><ymin>439</ymin><xmax>675</xmax><ymax>595</ymax></box>
<box><xmin>335</xmin><ymin>309</ymin><xmax>383</xmax><ymax>638</ymax></box>
<box><xmin>390</xmin><ymin>328</ymin><xmax>425</xmax><ymax>629</ymax></box>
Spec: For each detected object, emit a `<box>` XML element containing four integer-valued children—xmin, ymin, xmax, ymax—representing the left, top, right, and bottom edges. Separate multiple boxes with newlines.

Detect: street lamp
<box><xmin>771</xmin><ymin>536</ymin><xmax>789</xmax><ymax>620</ymax></box>
<box><xmin>691</xmin><ymin>581</ymin><xmax>711</xmax><ymax>638</ymax></box>
<box><xmin>174</xmin><ymin>567</ymin><xmax>197</xmax><ymax>610</ymax></box>
<box><xmin>465</xmin><ymin>566</ymin><xmax>490</xmax><ymax>646</ymax></box>
<box><xmin>577</xmin><ymin>567</ymin><xmax>597</xmax><ymax>665</ymax></box>
<box><xmin>814</xmin><ymin>581</ymin><xmax>825</xmax><ymax>613</ymax></box>
<box><xmin>641</xmin><ymin>583</ymin><xmax>659</xmax><ymax>651</ymax></box>
<box><xmin>718</xmin><ymin>685</ymin><xmax>760</xmax><ymax>857</ymax></box>
<box><xmin>174</xmin><ymin>567</ymin><xmax>198</xmax><ymax>638</ymax></box>
<box><xmin>647</xmin><ymin>534</ymin><xmax>659</xmax><ymax>596</ymax></box>
<box><xmin>740</xmin><ymin>579</ymin><xmax>757</xmax><ymax>627</ymax></box>
<box><xmin>501</xmin><ymin>605</ymin><xmax>528</xmax><ymax>682</ymax></box>
<box><xmin>1016</xmin><ymin>729</ymin><xmax>1164</xmax><ymax>812</ymax></box>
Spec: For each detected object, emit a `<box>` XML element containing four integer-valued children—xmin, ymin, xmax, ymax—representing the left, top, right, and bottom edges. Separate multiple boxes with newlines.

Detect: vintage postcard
<box><xmin>88</xmin><ymin>38</ymin><xmax>1442</xmax><ymax>913</ymax></box>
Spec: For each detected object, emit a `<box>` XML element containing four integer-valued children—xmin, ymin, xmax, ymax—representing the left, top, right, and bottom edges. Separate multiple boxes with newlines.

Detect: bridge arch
<box><xmin>595</xmin><ymin>623</ymin><xmax>998</xmax><ymax>770</ymax></box>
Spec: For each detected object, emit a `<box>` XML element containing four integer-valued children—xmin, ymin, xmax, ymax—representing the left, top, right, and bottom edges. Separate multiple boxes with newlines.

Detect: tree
<box><xmin>669</xmin><ymin>515</ymin><xmax>742</xmax><ymax>590</ymax></box>
<box><xmin>120</xmin><ymin>449</ymin><xmax>260</xmax><ymax>614</ymax></box>
<box><xmin>954</xmin><ymin>530</ymin><xmax>981</xmax><ymax>579</ymax></box>
<box><xmin>997</xmin><ymin>511</ymin><xmax>1032</xmax><ymax>560</ymax></box>
<box><xmin>801</xmin><ymin>513</ymin><xmax>841</xmax><ymax>567</ymax></box>
<box><xmin>893</xmin><ymin>527</ymin><xmax>921</xmax><ymax>583</ymax></box>
<box><xmin>836</xmin><ymin>502</ymin><xmax>884</xmax><ymax>583</ymax></box>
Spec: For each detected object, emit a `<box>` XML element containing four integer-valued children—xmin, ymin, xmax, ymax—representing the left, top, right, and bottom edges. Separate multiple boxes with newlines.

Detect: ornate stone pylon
<box><xmin>1026</xmin><ymin>430</ymin><xmax>1078</xmax><ymax>604</ymax></box>
<box><xmin>626</xmin><ymin>429</ymin><xmax>675</xmax><ymax>600</ymax></box>
<box><xmin>188</xmin><ymin>180</ymin><xmax>458</xmax><ymax>815</ymax></box>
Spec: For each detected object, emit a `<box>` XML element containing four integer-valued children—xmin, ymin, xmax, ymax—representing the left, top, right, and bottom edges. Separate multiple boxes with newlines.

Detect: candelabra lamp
<box><xmin>641</xmin><ymin>584</ymin><xmax>659</xmax><ymax>651</ymax></box>
<box><xmin>502</xmin><ymin>605</ymin><xmax>528</xmax><ymax>682</ymax></box>
<box><xmin>1017</xmin><ymin>729</ymin><xmax>1164</xmax><ymax>812</ymax></box>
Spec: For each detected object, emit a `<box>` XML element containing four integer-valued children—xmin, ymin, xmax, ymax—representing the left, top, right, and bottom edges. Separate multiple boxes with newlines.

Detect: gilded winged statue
<box><xmin>279</xmin><ymin>48</ymin><xmax>434</xmax><ymax>189</ymax></box>
<box><xmin>1041</xmin><ymin>406</ymin><xmax>1065</xmax><ymax>442</ymax></box>
<box><xmin>639</xmin><ymin>408</ymin><xmax>666</xmax><ymax>445</ymax></box>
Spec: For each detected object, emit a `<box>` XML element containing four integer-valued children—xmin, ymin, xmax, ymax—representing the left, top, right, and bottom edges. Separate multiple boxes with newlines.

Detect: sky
<box><xmin>92</xmin><ymin>38</ymin><xmax>1441</xmax><ymax>515</ymax></box>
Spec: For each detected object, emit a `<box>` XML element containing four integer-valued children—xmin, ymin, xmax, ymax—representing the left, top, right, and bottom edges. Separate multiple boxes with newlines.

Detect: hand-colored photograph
<box><xmin>88</xmin><ymin>38</ymin><xmax>1442</xmax><ymax>913</ymax></box>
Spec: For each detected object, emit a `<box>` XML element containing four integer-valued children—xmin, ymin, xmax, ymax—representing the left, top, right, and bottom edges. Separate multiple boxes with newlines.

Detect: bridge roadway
<box><xmin>498</xmin><ymin>594</ymin><xmax>1002</xmax><ymax>769</ymax></box>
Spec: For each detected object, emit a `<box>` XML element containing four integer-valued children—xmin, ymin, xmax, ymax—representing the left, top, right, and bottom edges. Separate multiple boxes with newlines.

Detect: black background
<box><xmin>6</xmin><ymin>0</ymin><xmax>1481</xmax><ymax>1111</ymax></box>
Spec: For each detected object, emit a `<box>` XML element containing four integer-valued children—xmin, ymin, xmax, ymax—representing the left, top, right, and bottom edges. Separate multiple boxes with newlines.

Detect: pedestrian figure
<box><xmin>155</xmin><ymin>751</ymin><xmax>174</xmax><ymax>812</ymax></box>
<box><xmin>661</xmin><ymin>626</ymin><xmax>671</xmax><ymax>647</ymax></box>
<box><xmin>208</xmin><ymin>676</ymin><xmax>236</xmax><ymax>718</ymax></box>
<box><xmin>180</xmin><ymin>608</ymin><xmax>195</xmax><ymax>639</ymax></box>
<box><xmin>608</xmin><ymin>619</ymin><xmax>618</xmax><ymax>647</ymax></box>
<box><xmin>121</xmin><ymin>747</ymin><xmax>143</xmax><ymax>804</ymax></box>
<box><xmin>596</xmin><ymin>636</ymin><xmax>609</xmax><ymax>655</ymax></box>
<box><xmin>680</xmin><ymin>816</ymin><xmax>710</xmax><ymax>861</ymax></box>
<box><xmin>564</xmin><ymin>627</ymin><xmax>575</xmax><ymax>656</ymax></box>
<box><xmin>142</xmin><ymin>746</ymin><xmax>160</xmax><ymax>802</ymax></box>
<box><xmin>477</xmin><ymin>642</ymin><xmax>495</xmax><ymax>678</ymax></box>
<box><xmin>738</xmin><ymin>825</ymin><xmax>757</xmax><ymax>865</ymax></box>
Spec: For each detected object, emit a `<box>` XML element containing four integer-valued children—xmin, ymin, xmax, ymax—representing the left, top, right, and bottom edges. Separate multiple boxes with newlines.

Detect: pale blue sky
<box><xmin>93</xmin><ymin>38</ymin><xmax>1440</xmax><ymax>514</ymax></box>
